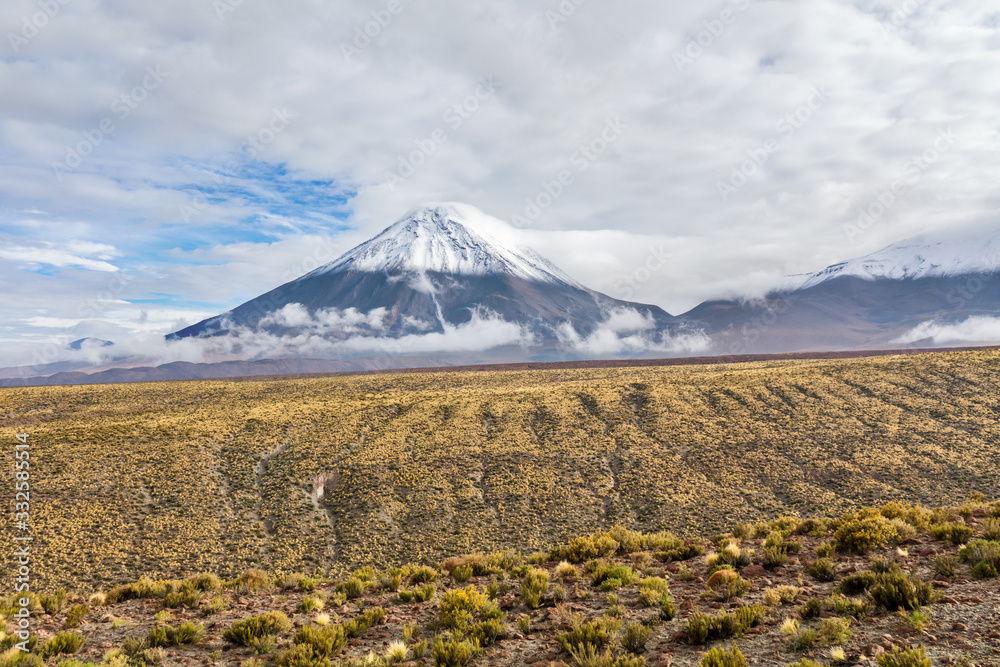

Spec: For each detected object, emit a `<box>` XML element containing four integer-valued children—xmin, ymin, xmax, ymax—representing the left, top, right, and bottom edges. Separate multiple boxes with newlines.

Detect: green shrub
<box><xmin>558</xmin><ymin>617</ymin><xmax>621</xmax><ymax>653</ymax></box>
<box><xmin>451</xmin><ymin>564</ymin><xmax>473</xmax><ymax>583</ymax></box>
<box><xmin>798</xmin><ymin>597</ymin><xmax>825</xmax><ymax>620</ymax></box>
<box><xmin>834</xmin><ymin>515</ymin><xmax>898</xmax><ymax>553</ymax></box>
<box><xmin>930</xmin><ymin>522</ymin><xmax>974</xmax><ymax>545</ymax></box>
<box><xmin>486</xmin><ymin>549</ymin><xmax>522</xmax><ymax>571</ymax></box>
<box><xmin>790</xmin><ymin>627</ymin><xmax>817</xmax><ymax>650</ymax></box>
<box><xmin>817</xmin><ymin>617</ymin><xmax>851</xmax><ymax>645</ymax></box>
<box><xmin>0</xmin><ymin>651</ymin><xmax>44</xmax><ymax>667</ymax></box>
<box><xmin>971</xmin><ymin>560</ymin><xmax>998</xmax><ymax>579</ymax></box>
<box><xmin>343</xmin><ymin>607</ymin><xmax>386</xmax><ymax>639</ymax></box>
<box><xmin>106</xmin><ymin>576</ymin><xmax>169</xmax><ymax>604</ymax></box>
<box><xmin>399</xmin><ymin>583</ymin><xmax>436</xmax><ymax>603</ymax></box>
<box><xmin>432</xmin><ymin>636</ymin><xmax>480</xmax><ymax>667</ymax></box>
<box><xmin>876</xmin><ymin>645</ymin><xmax>931</xmax><ymax>667</ymax></box>
<box><xmin>828</xmin><ymin>594</ymin><xmax>869</xmax><ymax>619</ymax></box>
<box><xmin>733</xmin><ymin>605</ymin><xmax>768</xmax><ymax>630</ymax></box>
<box><xmin>816</xmin><ymin>542</ymin><xmax>835</xmax><ymax>559</ymax></box>
<box><xmin>200</xmin><ymin>595</ymin><xmax>227</xmax><ymax>616</ymax></box>
<box><xmin>763</xmin><ymin>544</ymin><xmax>788</xmax><ymax>569</ymax></box>
<box><xmin>147</xmin><ymin>620</ymin><xmax>205</xmax><ymax>647</ymax></box>
<box><xmin>223</xmin><ymin>611</ymin><xmax>292</xmax><ymax>645</ymax></box>
<box><xmin>438</xmin><ymin>586</ymin><xmax>501</xmax><ymax>632</ymax></box>
<box><xmin>705</xmin><ymin>572</ymin><xmax>750</xmax><ymax>601</ymax></box>
<box><xmin>292</xmin><ymin>624</ymin><xmax>348</xmax><ymax>658</ymax></box>
<box><xmin>932</xmin><ymin>554</ymin><xmax>958</xmax><ymax>578</ymax></box>
<box><xmin>409</xmin><ymin>566</ymin><xmax>440</xmax><ymax>584</ymax></box>
<box><xmin>785</xmin><ymin>660</ymin><xmax>826</xmax><ymax>667</ymax></box>
<box><xmin>188</xmin><ymin>572</ymin><xmax>222</xmax><ymax>591</ymax></box>
<box><xmin>161</xmin><ymin>588</ymin><xmax>202</xmax><ymax>609</ymax></box>
<box><xmin>685</xmin><ymin>607</ymin><xmax>764</xmax><ymax>644</ymax></box>
<box><xmin>654</xmin><ymin>543</ymin><xmax>705</xmax><ymax>562</ymax></box>
<box><xmin>621</xmin><ymin>622</ymin><xmax>652</xmax><ymax>654</ymax></box>
<box><xmin>40</xmin><ymin>590</ymin><xmax>69</xmax><ymax>616</ymax></box>
<box><xmin>40</xmin><ymin>631</ymin><xmax>85</xmax><ymax>657</ymax></box>
<box><xmin>659</xmin><ymin>595</ymin><xmax>677</xmax><ymax>621</ymax></box>
<box><xmin>983</xmin><ymin>518</ymin><xmax>1000</xmax><ymax>541</ymax></box>
<box><xmin>959</xmin><ymin>539</ymin><xmax>1000</xmax><ymax>569</ymax></box>
<box><xmin>869</xmin><ymin>573</ymin><xmax>934</xmax><ymax>612</ymax></box>
<box><xmin>64</xmin><ymin>604</ymin><xmax>88</xmax><ymax>629</ymax></box>
<box><xmin>274</xmin><ymin>643</ymin><xmax>335</xmax><ymax>667</ymax></box>
<box><xmin>549</xmin><ymin>531</ymin><xmax>621</xmax><ymax>563</ymax></box>
<box><xmin>520</xmin><ymin>569</ymin><xmax>549</xmax><ymax>608</ymax></box>
<box><xmin>838</xmin><ymin>571</ymin><xmax>878</xmax><ymax>596</ymax></box>
<box><xmin>298</xmin><ymin>577</ymin><xmax>317</xmax><ymax>592</ymax></box>
<box><xmin>699</xmin><ymin>646</ymin><xmax>748</xmax><ymax>667</ymax></box>
<box><xmin>807</xmin><ymin>558</ymin><xmax>835</xmax><ymax>582</ymax></box>
<box><xmin>236</xmin><ymin>569</ymin><xmax>271</xmax><ymax>592</ymax></box>
<box><xmin>468</xmin><ymin>617</ymin><xmax>506</xmax><ymax>647</ymax></box>
<box><xmin>590</xmin><ymin>564</ymin><xmax>637</xmax><ymax>588</ymax></box>
<box><xmin>336</xmin><ymin>578</ymin><xmax>366</xmax><ymax>599</ymax></box>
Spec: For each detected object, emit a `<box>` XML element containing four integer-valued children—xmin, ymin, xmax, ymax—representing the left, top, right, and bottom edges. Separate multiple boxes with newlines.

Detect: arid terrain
<box><xmin>2</xmin><ymin>349</ymin><xmax>1000</xmax><ymax>666</ymax></box>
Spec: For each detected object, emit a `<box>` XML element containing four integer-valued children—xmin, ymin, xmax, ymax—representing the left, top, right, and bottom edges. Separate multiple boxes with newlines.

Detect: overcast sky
<box><xmin>2</xmin><ymin>0</ymin><xmax>999</xmax><ymax>366</ymax></box>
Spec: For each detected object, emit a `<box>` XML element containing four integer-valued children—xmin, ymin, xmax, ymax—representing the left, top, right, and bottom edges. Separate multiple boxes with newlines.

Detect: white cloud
<box><xmin>0</xmin><ymin>240</ymin><xmax>120</xmax><ymax>272</ymax></box>
<box><xmin>2</xmin><ymin>0</ymin><xmax>1000</xmax><ymax>350</ymax></box>
<box><xmin>892</xmin><ymin>316</ymin><xmax>1000</xmax><ymax>346</ymax></box>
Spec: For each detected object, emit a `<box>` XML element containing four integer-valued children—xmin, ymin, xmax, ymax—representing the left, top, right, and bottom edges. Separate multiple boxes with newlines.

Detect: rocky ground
<box><xmin>7</xmin><ymin>504</ymin><xmax>1000</xmax><ymax>667</ymax></box>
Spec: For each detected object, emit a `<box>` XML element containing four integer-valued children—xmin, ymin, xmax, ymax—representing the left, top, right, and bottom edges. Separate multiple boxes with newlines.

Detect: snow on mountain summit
<box><xmin>311</xmin><ymin>203</ymin><xmax>580</xmax><ymax>286</ymax></box>
<box><xmin>788</xmin><ymin>226</ymin><xmax>1000</xmax><ymax>291</ymax></box>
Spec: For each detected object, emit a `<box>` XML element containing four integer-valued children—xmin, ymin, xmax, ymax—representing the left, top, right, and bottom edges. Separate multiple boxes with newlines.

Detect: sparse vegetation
<box><xmin>4</xmin><ymin>352</ymin><xmax>1000</xmax><ymax>666</ymax></box>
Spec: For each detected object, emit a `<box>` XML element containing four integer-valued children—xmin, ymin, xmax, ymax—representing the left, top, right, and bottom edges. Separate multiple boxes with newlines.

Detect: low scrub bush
<box><xmin>876</xmin><ymin>645</ymin><xmax>931</xmax><ymax>667</ymax></box>
<box><xmin>557</xmin><ymin>617</ymin><xmax>621</xmax><ymax>653</ymax></box>
<box><xmin>432</xmin><ymin>636</ymin><xmax>480</xmax><ymax>667</ymax></box>
<box><xmin>806</xmin><ymin>558</ymin><xmax>836</xmax><ymax>582</ymax></box>
<box><xmin>699</xmin><ymin>646</ymin><xmax>747</xmax><ymax>667</ymax></box>
<box><xmin>40</xmin><ymin>631</ymin><xmax>84</xmax><ymax>657</ymax></box>
<box><xmin>520</xmin><ymin>569</ymin><xmax>549</xmax><ymax>608</ymax></box>
<box><xmin>223</xmin><ymin>611</ymin><xmax>292</xmax><ymax>645</ymax></box>
<box><xmin>930</xmin><ymin>522</ymin><xmax>974</xmax><ymax>545</ymax></box>
<box><xmin>834</xmin><ymin>515</ymin><xmax>898</xmax><ymax>554</ymax></box>
<box><xmin>621</xmin><ymin>622</ymin><xmax>652</xmax><ymax>654</ymax></box>
<box><xmin>292</xmin><ymin>623</ymin><xmax>348</xmax><ymax>658</ymax></box>
<box><xmin>869</xmin><ymin>573</ymin><xmax>934</xmax><ymax>612</ymax></box>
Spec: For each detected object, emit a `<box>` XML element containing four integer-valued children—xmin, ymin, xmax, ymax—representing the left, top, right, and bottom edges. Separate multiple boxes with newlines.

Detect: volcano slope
<box><xmin>1</xmin><ymin>349</ymin><xmax>1000</xmax><ymax>593</ymax></box>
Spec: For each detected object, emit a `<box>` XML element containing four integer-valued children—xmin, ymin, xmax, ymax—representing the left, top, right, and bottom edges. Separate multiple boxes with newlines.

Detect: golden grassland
<box><xmin>1</xmin><ymin>349</ymin><xmax>1000</xmax><ymax>591</ymax></box>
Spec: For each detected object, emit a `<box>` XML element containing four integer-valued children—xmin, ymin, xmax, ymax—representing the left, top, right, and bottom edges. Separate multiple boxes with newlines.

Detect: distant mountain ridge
<box><xmin>688</xmin><ymin>224</ymin><xmax>1000</xmax><ymax>354</ymax></box>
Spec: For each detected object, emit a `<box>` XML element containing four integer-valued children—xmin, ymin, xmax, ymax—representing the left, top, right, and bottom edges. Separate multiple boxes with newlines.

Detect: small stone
<box><xmin>953</xmin><ymin>622</ymin><xmax>968</xmax><ymax>632</ymax></box>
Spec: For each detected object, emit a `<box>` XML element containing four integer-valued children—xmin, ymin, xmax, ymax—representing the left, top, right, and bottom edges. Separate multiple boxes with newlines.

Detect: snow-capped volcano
<box><xmin>314</xmin><ymin>203</ymin><xmax>581</xmax><ymax>286</ymax></box>
<box><xmin>168</xmin><ymin>204</ymin><xmax>693</xmax><ymax>358</ymax></box>
<box><xmin>788</xmin><ymin>227</ymin><xmax>1000</xmax><ymax>291</ymax></box>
